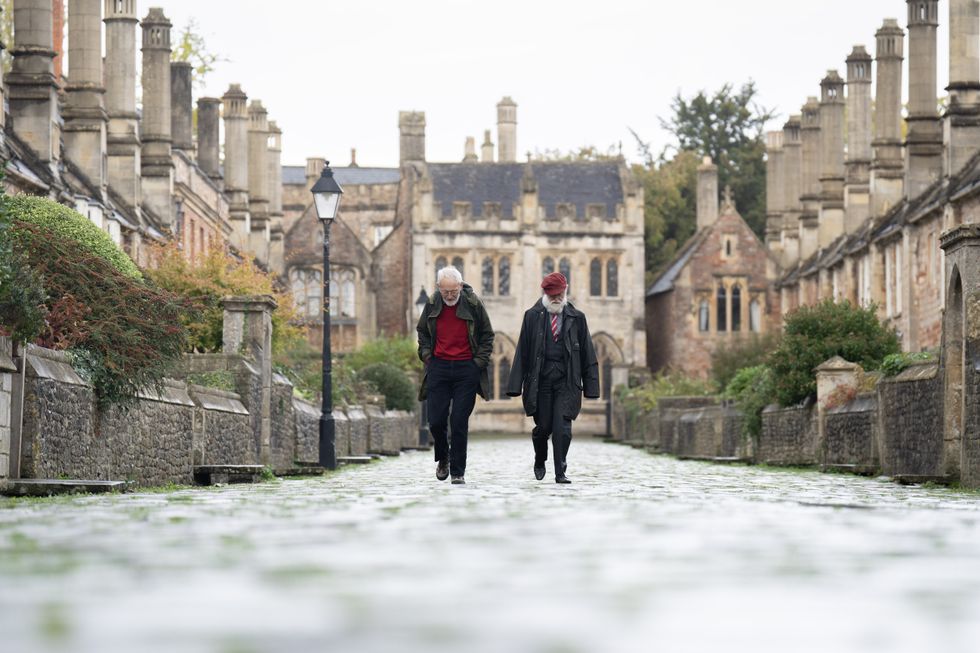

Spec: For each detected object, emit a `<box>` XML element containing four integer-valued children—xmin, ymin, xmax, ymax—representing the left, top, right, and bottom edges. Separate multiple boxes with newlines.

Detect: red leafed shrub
<box><xmin>35</xmin><ymin>293</ymin><xmax>91</xmax><ymax>350</ymax></box>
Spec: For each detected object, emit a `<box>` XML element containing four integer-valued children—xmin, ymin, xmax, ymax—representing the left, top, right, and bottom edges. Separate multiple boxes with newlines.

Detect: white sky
<box><xmin>146</xmin><ymin>0</ymin><xmax>950</xmax><ymax>168</ymax></box>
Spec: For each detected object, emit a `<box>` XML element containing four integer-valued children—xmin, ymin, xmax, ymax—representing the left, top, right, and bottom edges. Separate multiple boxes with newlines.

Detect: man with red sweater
<box><xmin>417</xmin><ymin>266</ymin><xmax>495</xmax><ymax>484</ymax></box>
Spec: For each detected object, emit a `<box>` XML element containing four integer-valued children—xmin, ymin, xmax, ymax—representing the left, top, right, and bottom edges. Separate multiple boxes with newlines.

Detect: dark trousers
<box><xmin>532</xmin><ymin>367</ymin><xmax>572</xmax><ymax>478</ymax></box>
<box><xmin>427</xmin><ymin>357</ymin><xmax>480</xmax><ymax>477</ymax></box>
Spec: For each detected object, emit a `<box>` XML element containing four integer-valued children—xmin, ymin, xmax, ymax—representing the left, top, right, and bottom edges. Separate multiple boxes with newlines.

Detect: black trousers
<box><xmin>426</xmin><ymin>357</ymin><xmax>480</xmax><ymax>477</ymax></box>
<box><xmin>532</xmin><ymin>368</ymin><xmax>572</xmax><ymax>478</ymax></box>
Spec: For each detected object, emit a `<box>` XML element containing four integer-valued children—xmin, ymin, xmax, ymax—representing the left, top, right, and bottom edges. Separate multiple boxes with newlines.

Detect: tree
<box><xmin>532</xmin><ymin>145</ymin><xmax>621</xmax><ymax>162</ymax></box>
<box><xmin>659</xmin><ymin>81</ymin><xmax>775</xmax><ymax>237</ymax></box>
<box><xmin>1</xmin><ymin>0</ymin><xmax>14</xmax><ymax>74</ymax></box>
<box><xmin>170</xmin><ymin>18</ymin><xmax>226</xmax><ymax>88</ymax></box>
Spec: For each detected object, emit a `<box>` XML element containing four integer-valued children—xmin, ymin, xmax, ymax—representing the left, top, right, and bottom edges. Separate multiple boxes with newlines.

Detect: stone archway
<box><xmin>592</xmin><ymin>333</ymin><xmax>624</xmax><ymax>400</ymax></box>
<box><xmin>943</xmin><ymin>266</ymin><xmax>964</xmax><ymax>480</ymax></box>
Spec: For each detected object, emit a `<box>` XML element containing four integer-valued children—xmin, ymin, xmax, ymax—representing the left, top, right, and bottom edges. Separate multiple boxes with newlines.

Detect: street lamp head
<box><xmin>311</xmin><ymin>160</ymin><xmax>344</xmax><ymax>221</ymax></box>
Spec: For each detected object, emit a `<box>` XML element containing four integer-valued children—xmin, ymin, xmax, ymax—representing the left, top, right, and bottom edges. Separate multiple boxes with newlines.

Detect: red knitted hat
<box><xmin>541</xmin><ymin>272</ymin><xmax>568</xmax><ymax>294</ymax></box>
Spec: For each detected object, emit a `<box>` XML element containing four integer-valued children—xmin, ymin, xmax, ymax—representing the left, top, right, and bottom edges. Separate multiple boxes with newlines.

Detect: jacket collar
<box><xmin>430</xmin><ymin>283</ymin><xmax>477</xmax><ymax>319</ymax></box>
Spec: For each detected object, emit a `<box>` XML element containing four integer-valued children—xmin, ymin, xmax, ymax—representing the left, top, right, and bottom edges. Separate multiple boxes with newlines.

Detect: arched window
<box><xmin>731</xmin><ymin>284</ymin><xmax>742</xmax><ymax>332</ymax></box>
<box><xmin>559</xmin><ymin>258</ymin><xmax>572</xmax><ymax>292</ymax></box>
<box><xmin>606</xmin><ymin>259</ymin><xmax>618</xmax><ymax>297</ymax></box>
<box><xmin>498</xmin><ymin>257</ymin><xmax>510</xmax><ymax>296</ymax></box>
<box><xmin>542</xmin><ymin>257</ymin><xmax>555</xmax><ymax>276</ymax></box>
<box><xmin>451</xmin><ymin>256</ymin><xmax>465</xmax><ymax>280</ymax></box>
<box><xmin>482</xmin><ymin>257</ymin><xmax>494</xmax><ymax>295</ymax></box>
<box><xmin>498</xmin><ymin>356</ymin><xmax>511</xmax><ymax>400</ymax></box>
<box><xmin>435</xmin><ymin>256</ymin><xmax>447</xmax><ymax>285</ymax></box>
<box><xmin>749</xmin><ymin>299</ymin><xmax>761</xmax><ymax>333</ymax></box>
<box><xmin>716</xmin><ymin>284</ymin><xmax>727</xmax><ymax>332</ymax></box>
<box><xmin>330</xmin><ymin>269</ymin><xmax>356</xmax><ymax>318</ymax></box>
<box><xmin>590</xmin><ymin>258</ymin><xmax>602</xmax><ymax>296</ymax></box>
<box><xmin>602</xmin><ymin>358</ymin><xmax>613</xmax><ymax>400</ymax></box>
<box><xmin>492</xmin><ymin>335</ymin><xmax>516</xmax><ymax>401</ymax></box>
<box><xmin>290</xmin><ymin>268</ymin><xmax>322</xmax><ymax>318</ymax></box>
<box><xmin>698</xmin><ymin>299</ymin><xmax>710</xmax><ymax>332</ymax></box>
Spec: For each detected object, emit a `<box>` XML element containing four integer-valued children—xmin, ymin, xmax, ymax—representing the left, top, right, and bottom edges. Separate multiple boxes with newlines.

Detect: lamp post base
<box><xmin>319</xmin><ymin>413</ymin><xmax>337</xmax><ymax>470</ymax></box>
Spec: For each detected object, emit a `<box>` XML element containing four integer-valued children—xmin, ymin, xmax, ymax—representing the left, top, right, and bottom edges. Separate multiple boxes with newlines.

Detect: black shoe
<box><xmin>555</xmin><ymin>475</ymin><xmax>571</xmax><ymax>484</ymax></box>
<box><xmin>436</xmin><ymin>460</ymin><xmax>449</xmax><ymax>481</ymax></box>
<box><xmin>451</xmin><ymin>476</ymin><xmax>465</xmax><ymax>485</ymax></box>
<box><xmin>534</xmin><ymin>464</ymin><xmax>545</xmax><ymax>481</ymax></box>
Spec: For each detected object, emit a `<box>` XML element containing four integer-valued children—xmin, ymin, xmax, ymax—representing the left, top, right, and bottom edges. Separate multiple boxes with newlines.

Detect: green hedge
<box><xmin>358</xmin><ymin>362</ymin><xmax>415</xmax><ymax>411</ymax></box>
<box><xmin>6</xmin><ymin>194</ymin><xmax>142</xmax><ymax>280</ymax></box>
<box><xmin>0</xmin><ymin>195</ymin><xmax>47</xmax><ymax>342</ymax></box>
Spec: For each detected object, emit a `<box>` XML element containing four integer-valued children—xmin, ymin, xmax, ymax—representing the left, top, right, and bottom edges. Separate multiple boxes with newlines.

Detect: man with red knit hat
<box><xmin>506</xmin><ymin>272</ymin><xmax>600</xmax><ymax>483</ymax></box>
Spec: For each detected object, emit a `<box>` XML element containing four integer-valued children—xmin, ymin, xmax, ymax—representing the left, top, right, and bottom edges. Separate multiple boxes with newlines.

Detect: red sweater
<box><xmin>434</xmin><ymin>304</ymin><xmax>472</xmax><ymax>360</ymax></box>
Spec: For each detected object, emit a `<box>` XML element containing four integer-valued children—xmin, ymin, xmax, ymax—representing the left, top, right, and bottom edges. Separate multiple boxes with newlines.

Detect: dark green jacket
<box><xmin>416</xmin><ymin>283</ymin><xmax>495</xmax><ymax>401</ymax></box>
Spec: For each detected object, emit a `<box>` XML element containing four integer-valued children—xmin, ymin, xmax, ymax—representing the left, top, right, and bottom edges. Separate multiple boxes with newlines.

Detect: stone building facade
<box><xmin>279</xmin><ymin>98</ymin><xmax>647</xmax><ymax>433</ymax></box>
<box><xmin>768</xmin><ymin>0</ymin><xmax>980</xmax><ymax>355</ymax></box>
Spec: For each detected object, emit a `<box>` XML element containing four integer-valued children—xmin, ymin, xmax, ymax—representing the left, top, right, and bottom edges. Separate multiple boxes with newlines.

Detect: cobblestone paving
<box><xmin>3</xmin><ymin>435</ymin><xmax>980</xmax><ymax>653</ymax></box>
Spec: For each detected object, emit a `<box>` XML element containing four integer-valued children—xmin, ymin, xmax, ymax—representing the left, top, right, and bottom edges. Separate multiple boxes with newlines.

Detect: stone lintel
<box><xmin>940</xmin><ymin>224</ymin><xmax>980</xmax><ymax>252</ymax></box>
<box><xmin>222</xmin><ymin>295</ymin><xmax>278</xmax><ymax>313</ymax></box>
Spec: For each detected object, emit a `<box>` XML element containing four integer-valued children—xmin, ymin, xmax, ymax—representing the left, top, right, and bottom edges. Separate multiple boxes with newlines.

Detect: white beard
<box><xmin>444</xmin><ymin>295</ymin><xmax>460</xmax><ymax>307</ymax></box>
<box><xmin>542</xmin><ymin>294</ymin><xmax>567</xmax><ymax>315</ymax></box>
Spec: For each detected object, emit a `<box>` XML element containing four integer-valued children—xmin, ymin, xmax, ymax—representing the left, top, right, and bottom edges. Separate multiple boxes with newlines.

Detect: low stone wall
<box><xmin>823</xmin><ymin>394</ymin><xmax>877</xmax><ymax>470</ymax></box>
<box><xmin>366</xmin><ymin>404</ymin><xmax>402</xmax><ymax>455</ymax></box>
<box><xmin>0</xmin><ymin>337</ymin><xmax>16</xmax><ymax>479</ymax></box>
<box><xmin>270</xmin><ymin>373</ymin><xmax>296</xmax><ymax>472</ymax></box>
<box><xmin>293</xmin><ymin>398</ymin><xmax>319</xmax><ymax>463</ymax></box>
<box><xmin>876</xmin><ymin>363</ymin><xmax>944</xmax><ymax>479</ymax></box>
<box><xmin>657</xmin><ymin>397</ymin><xmax>718</xmax><ymax>455</ymax></box>
<box><xmin>758</xmin><ymin>401</ymin><xmax>818</xmax><ymax>466</ymax></box>
<box><xmin>347</xmin><ymin>406</ymin><xmax>368</xmax><ymax>456</ymax></box>
<box><xmin>721</xmin><ymin>405</ymin><xmax>747</xmax><ymax>459</ymax></box>
<box><xmin>188</xmin><ymin>384</ymin><xmax>252</xmax><ymax>466</ymax></box>
<box><xmin>333</xmin><ymin>409</ymin><xmax>350</xmax><ymax>459</ymax></box>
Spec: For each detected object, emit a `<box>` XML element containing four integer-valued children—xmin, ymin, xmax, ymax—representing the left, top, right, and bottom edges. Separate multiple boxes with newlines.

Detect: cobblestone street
<box><xmin>2</xmin><ymin>435</ymin><xmax>980</xmax><ymax>653</ymax></box>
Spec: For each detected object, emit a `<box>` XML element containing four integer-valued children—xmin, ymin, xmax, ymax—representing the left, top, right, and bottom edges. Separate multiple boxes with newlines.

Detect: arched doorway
<box><xmin>943</xmin><ymin>266</ymin><xmax>964</xmax><ymax>479</ymax></box>
<box><xmin>592</xmin><ymin>333</ymin><xmax>624</xmax><ymax>400</ymax></box>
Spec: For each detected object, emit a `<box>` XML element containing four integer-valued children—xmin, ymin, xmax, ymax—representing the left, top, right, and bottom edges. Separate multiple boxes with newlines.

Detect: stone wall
<box><xmin>822</xmin><ymin>394</ymin><xmax>877</xmax><ymax>469</ymax></box>
<box><xmin>657</xmin><ymin>397</ymin><xmax>718</xmax><ymax>454</ymax></box>
<box><xmin>347</xmin><ymin>406</ymin><xmax>368</xmax><ymax>456</ymax></box>
<box><xmin>0</xmin><ymin>337</ymin><xmax>16</xmax><ymax>479</ymax></box>
<box><xmin>270</xmin><ymin>373</ymin><xmax>296</xmax><ymax>471</ymax></box>
<box><xmin>758</xmin><ymin>401</ymin><xmax>818</xmax><ymax>465</ymax></box>
<box><xmin>293</xmin><ymin>398</ymin><xmax>319</xmax><ymax>463</ymax></box>
<box><xmin>876</xmin><ymin>363</ymin><xmax>944</xmax><ymax>479</ymax></box>
<box><xmin>188</xmin><ymin>384</ymin><xmax>252</xmax><ymax>466</ymax></box>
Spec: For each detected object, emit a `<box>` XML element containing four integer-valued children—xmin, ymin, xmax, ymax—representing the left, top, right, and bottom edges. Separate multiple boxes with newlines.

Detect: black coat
<box><xmin>416</xmin><ymin>283</ymin><xmax>495</xmax><ymax>401</ymax></box>
<box><xmin>506</xmin><ymin>300</ymin><xmax>600</xmax><ymax>420</ymax></box>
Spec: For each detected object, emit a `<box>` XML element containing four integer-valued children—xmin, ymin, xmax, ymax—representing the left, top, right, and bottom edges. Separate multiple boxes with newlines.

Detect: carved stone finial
<box><xmin>722</xmin><ymin>185</ymin><xmax>735</xmax><ymax>210</ymax></box>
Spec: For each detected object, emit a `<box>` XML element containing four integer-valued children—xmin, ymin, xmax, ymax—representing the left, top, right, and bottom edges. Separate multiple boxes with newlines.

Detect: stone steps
<box><xmin>1</xmin><ymin>479</ymin><xmax>132</xmax><ymax>497</ymax></box>
<box><xmin>193</xmin><ymin>465</ymin><xmax>265</xmax><ymax>485</ymax></box>
<box><xmin>337</xmin><ymin>456</ymin><xmax>374</xmax><ymax>465</ymax></box>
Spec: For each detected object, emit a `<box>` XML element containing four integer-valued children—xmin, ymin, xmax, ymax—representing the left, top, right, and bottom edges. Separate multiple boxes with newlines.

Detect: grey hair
<box><xmin>436</xmin><ymin>266</ymin><xmax>463</xmax><ymax>285</ymax></box>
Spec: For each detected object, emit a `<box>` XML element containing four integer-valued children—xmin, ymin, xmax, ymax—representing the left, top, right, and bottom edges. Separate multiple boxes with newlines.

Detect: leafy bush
<box><xmin>346</xmin><ymin>335</ymin><xmax>422</xmax><ymax>374</ymax></box>
<box><xmin>723</xmin><ymin>364</ymin><xmax>775</xmax><ymax>441</ymax></box>
<box><xmin>879</xmin><ymin>351</ymin><xmax>934</xmax><ymax>377</ymax></box>
<box><xmin>358</xmin><ymin>362</ymin><xmax>415</xmax><ymax>411</ymax></box>
<box><xmin>616</xmin><ymin>371</ymin><xmax>716</xmax><ymax>416</ymax></box>
<box><xmin>711</xmin><ymin>333</ymin><xmax>780</xmax><ymax>390</ymax></box>
<box><xmin>0</xmin><ymin>192</ymin><xmax>48</xmax><ymax>342</ymax></box>
<box><xmin>6</xmin><ymin>194</ymin><xmax>142</xmax><ymax>280</ymax></box>
<box><xmin>9</xmin><ymin>220</ymin><xmax>192</xmax><ymax>406</ymax></box>
<box><xmin>769</xmin><ymin>300</ymin><xmax>900</xmax><ymax>407</ymax></box>
<box><xmin>145</xmin><ymin>242</ymin><xmax>304</xmax><ymax>354</ymax></box>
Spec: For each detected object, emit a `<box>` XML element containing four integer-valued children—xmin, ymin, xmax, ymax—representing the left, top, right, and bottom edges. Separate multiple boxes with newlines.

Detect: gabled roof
<box><xmin>646</xmin><ymin>228</ymin><xmax>710</xmax><ymax>297</ymax></box>
<box><xmin>281</xmin><ymin>165</ymin><xmax>400</xmax><ymax>186</ymax></box>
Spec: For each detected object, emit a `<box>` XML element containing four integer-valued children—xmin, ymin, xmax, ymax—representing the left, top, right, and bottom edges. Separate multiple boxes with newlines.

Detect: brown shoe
<box><xmin>436</xmin><ymin>460</ymin><xmax>449</xmax><ymax>481</ymax></box>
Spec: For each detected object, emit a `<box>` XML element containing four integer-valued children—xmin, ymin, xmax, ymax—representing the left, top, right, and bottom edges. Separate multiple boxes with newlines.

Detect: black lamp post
<box><xmin>311</xmin><ymin>161</ymin><xmax>344</xmax><ymax>470</ymax></box>
<box><xmin>415</xmin><ymin>286</ymin><xmax>430</xmax><ymax>447</ymax></box>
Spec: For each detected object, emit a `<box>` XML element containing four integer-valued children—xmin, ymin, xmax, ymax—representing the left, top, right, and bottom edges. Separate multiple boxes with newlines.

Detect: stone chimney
<box><xmin>481</xmin><ymin>129</ymin><xmax>494</xmax><ymax>162</ymax></box>
<box><xmin>248</xmin><ymin>100</ymin><xmax>271</xmax><ymax>266</ymax></box>
<box><xmin>696</xmin><ymin>156</ymin><xmax>718</xmax><ymax>231</ymax></box>
<box><xmin>819</xmin><ymin>70</ymin><xmax>845</xmax><ymax>248</ymax></box>
<box><xmin>222</xmin><ymin>84</ymin><xmax>251</xmax><ymax>250</ymax></box>
<box><xmin>496</xmin><ymin>97</ymin><xmax>517</xmax><ymax>163</ymax></box>
<box><xmin>799</xmin><ymin>97</ymin><xmax>822</xmax><ymax>261</ymax></box>
<box><xmin>6</xmin><ymin>0</ymin><xmax>62</xmax><ymax>172</ymax></box>
<box><xmin>268</xmin><ymin>120</ymin><xmax>285</xmax><ymax>275</ymax></box>
<box><xmin>64</xmin><ymin>0</ymin><xmax>108</xmax><ymax>196</ymax></box>
<box><xmin>781</xmin><ymin>116</ymin><xmax>803</xmax><ymax>269</ymax></box>
<box><xmin>845</xmin><ymin>45</ymin><xmax>873</xmax><ymax>233</ymax></box>
<box><xmin>398</xmin><ymin>111</ymin><xmax>426</xmax><ymax>164</ymax></box>
<box><xmin>196</xmin><ymin>97</ymin><xmax>221</xmax><ymax>181</ymax></box>
<box><xmin>140</xmin><ymin>7</ymin><xmax>174</xmax><ymax>228</ymax></box>
<box><xmin>765</xmin><ymin>131</ymin><xmax>784</xmax><ymax>256</ymax></box>
<box><xmin>463</xmin><ymin>136</ymin><xmax>477</xmax><ymax>162</ymax></box>
<box><xmin>945</xmin><ymin>0</ymin><xmax>980</xmax><ymax>177</ymax></box>
<box><xmin>349</xmin><ymin>148</ymin><xmax>358</xmax><ymax>167</ymax></box>
<box><xmin>170</xmin><ymin>61</ymin><xmax>194</xmax><ymax>154</ymax></box>
<box><xmin>305</xmin><ymin>157</ymin><xmax>325</xmax><ymax>191</ymax></box>
<box><xmin>104</xmin><ymin>0</ymin><xmax>140</xmax><ymax>213</ymax></box>
<box><xmin>871</xmin><ymin>19</ymin><xmax>905</xmax><ymax>219</ymax></box>
<box><xmin>906</xmin><ymin>0</ymin><xmax>943</xmax><ymax>200</ymax></box>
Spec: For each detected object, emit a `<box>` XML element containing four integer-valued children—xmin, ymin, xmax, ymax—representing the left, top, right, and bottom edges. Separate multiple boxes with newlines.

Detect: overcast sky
<box><xmin>146</xmin><ymin>0</ymin><xmax>950</xmax><ymax>168</ymax></box>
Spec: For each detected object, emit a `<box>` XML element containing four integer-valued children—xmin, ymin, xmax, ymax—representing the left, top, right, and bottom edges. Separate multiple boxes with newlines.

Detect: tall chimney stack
<box><xmin>799</xmin><ymin>97</ymin><xmax>822</xmax><ymax>261</ymax></box>
<box><xmin>398</xmin><ymin>111</ymin><xmax>426</xmax><ymax>165</ymax></box>
<box><xmin>170</xmin><ymin>61</ymin><xmax>194</xmax><ymax>154</ymax></box>
<box><xmin>464</xmin><ymin>136</ymin><xmax>477</xmax><ymax>162</ymax></box>
<box><xmin>765</xmin><ymin>131</ymin><xmax>785</xmax><ymax>258</ymax></box>
<box><xmin>870</xmin><ymin>19</ymin><xmax>905</xmax><ymax>218</ymax></box>
<box><xmin>845</xmin><ymin>46</ymin><xmax>873</xmax><ymax>233</ymax></box>
<box><xmin>222</xmin><ymin>84</ymin><xmax>250</xmax><ymax>250</ymax></box>
<box><xmin>7</xmin><ymin>0</ymin><xmax>61</xmax><ymax>173</ymax></box>
<box><xmin>196</xmin><ymin>97</ymin><xmax>222</xmax><ymax>181</ymax></box>
<box><xmin>140</xmin><ymin>7</ymin><xmax>174</xmax><ymax>228</ymax></box>
<box><xmin>945</xmin><ymin>0</ymin><xmax>980</xmax><ymax>177</ymax></box>
<box><xmin>696</xmin><ymin>156</ymin><xmax>718</xmax><ymax>231</ymax></box>
<box><xmin>268</xmin><ymin>120</ymin><xmax>285</xmax><ymax>275</ymax></box>
<box><xmin>818</xmin><ymin>70</ymin><xmax>846</xmax><ymax>248</ymax></box>
<box><xmin>905</xmin><ymin>0</ymin><xmax>943</xmax><ymax>199</ymax></box>
<box><xmin>305</xmin><ymin>157</ymin><xmax>325</xmax><ymax>191</ymax></box>
<box><xmin>104</xmin><ymin>0</ymin><xmax>140</xmax><ymax>213</ymax></box>
<box><xmin>781</xmin><ymin>116</ymin><xmax>803</xmax><ymax>269</ymax></box>
<box><xmin>481</xmin><ymin>129</ymin><xmax>494</xmax><ymax>162</ymax></box>
<box><xmin>247</xmin><ymin>100</ymin><xmax>271</xmax><ymax>265</ymax></box>
<box><xmin>64</xmin><ymin>0</ymin><xmax>108</xmax><ymax>197</ymax></box>
<box><xmin>496</xmin><ymin>97</ymin><xmax>517</xmax><ymax>163</ymax></box>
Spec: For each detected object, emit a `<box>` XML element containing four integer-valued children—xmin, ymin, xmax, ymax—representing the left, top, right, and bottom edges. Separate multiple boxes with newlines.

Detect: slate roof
<box><xmin>428</xmin><ymin>161</ymin><xmax>624</xmax><ymax>219</ymax></box>
<box><xmin>281</xmin><ymin>165</ymin><xmax>400</xmax><ymax>186</ymax></box>
<box><xmin>646</xmin><ymin>228</ymin><xmax>710</xmax><ymax>297</ymax></box>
